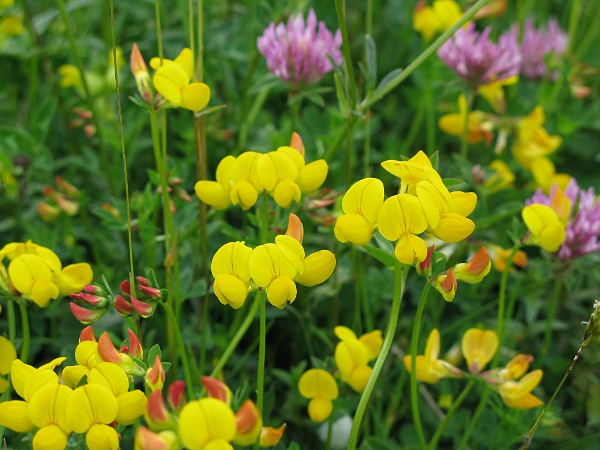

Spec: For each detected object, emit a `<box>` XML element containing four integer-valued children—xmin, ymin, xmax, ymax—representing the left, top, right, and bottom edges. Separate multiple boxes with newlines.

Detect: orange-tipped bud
<box><xmin>417</xmin><ymin>245</ymin><xmax>435</xmax><ymax>276</ymax></box>
<box><xmin>168</xmin><ymin>380</ymin><xmax>186</xmax><ymax>410</ymax></box>
<box><xmin>54</xmin><ymin>175</ymin><xmax>79</xmax><ymax>197</ymax></box>
<box><xmin>37</xmin><ymin>202</ymin><xmax>61</xmax><ymax>222</ymax></box>
<box><xmin>233</xmin><ymin>400</ymin><xmax>263</xmax><ymax>446</ymax></box>
<box><xmin>260</xmin><ymin>424</ymin><xmax>286</xmax><ymax>447</ymax></box>
<box><xmin>131</xmin><ymin>297</ymin><xmax>157</xmax><ymax>318</ymax></box>
<box><xmin>454</xmin><ymin>247</ymin><xmax>492</xmax><ymax>284</ymax></box>
<box><xmin>201</xmin><ymin>376</ymin><xmax>232</xmax><ymax>405</ymax></box>
<box><xmin>290</xmin><ymin>132</ymin><xmax>305</xmax><ymax>155</ymax></box>
<box><xmin>434</xmin><ymin>269</ymin><xmax>457</xmax><ymax>302</ymax></box>
<box><xmin>146</xmin><ymin>355</ymin><xmax>166</xmax><ymax>392</ymax></box>
<box><xmin>285</xmin><ymin>213</ymin><xmax>304</xmax><ymax>243</ymax></box>
<box><xmin>145</xmin><ymin>391</ymin><xmax>172</xmax><ymax>430</ymax></box>
<box><xmin>135</xmin><ymin>426</ymin><xmax>175</xmax><ymax>450</ymax></box>
<box><xmin>98</xmin><ymin>332</ymin><xmax>144</xmax><ymax>376</ymax></box>
<box><xmin>127</xmin><ymin>329</ymin><xmax>143</xmax><ymax>359</ymax></box>
<box><xmin>475</xmin><ymin>0</ymin><xmax>507</xmax><ymax>19</ymax></box>
<box><xmin>131</xmin><ymin>43</ymin><xmax>152</xmax><ymax>103</ymax></box>
<box><xmin>79</xmin><ymin>325</ymin><xmax>96</xmax><ymax>342</ymax></box>
<box><xmin>114</xmin><ymin>294</ymin><xmax>134</xmax><ymax>316</ymax></box>
<box><xmin>69</xmin><ymin>302</ymin><xmax>103</xmax><ymax>324</ymax></box>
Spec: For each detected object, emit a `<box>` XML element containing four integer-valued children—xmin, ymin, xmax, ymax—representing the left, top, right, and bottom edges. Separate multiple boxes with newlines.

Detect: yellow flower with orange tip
<box><xmin>210</xmin><ymin>241</ymin><xmax>253</xmax><ymax>309</ymax></box>
<box><xmin>432</xmin><ymin>268</ymin><xmax>457</xmax><ymax>302</ymax></box>
<box><xmin>522</xmin><ymin>204</ymin><xmax>566</xmax><ymax>252</ymax></box>
<box><xmin>461</xmin><ymin>328</ymin><xmax>498</xmax><ymax>374</ymax></box>
<box><xmin>403</xmin><ymin>328</ymin><xmax>460</xmax><ymax>383</ymax></box>
<box><xmin>530</xmin><ymin>156</ymin><xmax>570</xmax><ymax>194</ymax></box>
<box><xmin>498</xmin><ymin>369</ymin><xmax>544</xmax><ymax>409</ymax></box>
<box><xmin>334</xmin><ymin>326</ymin><xmax>383</xmax><ymax>392</ymax></box>
<box><xmin>233</xmin><ymin>400</ymin><xmax>262</xmax><ymax>446</ymax></box>
<box><xmin>377</xmin><ymin>193</ymin><xmax>429</xmax><ymax>264</ymax></box>
<box><xmin>453</xmin><ymin>247</ymin><xmax>492</xmax><ymax>284</ymax></box>
<box><xmin>438</xmin><ymin>95</ymin><xmax>494</xmax><ymax>144</ymax></box>
<box><xmin>135</xmin><ymin>426</ymin><xmax>179</xmax><ymax>450</ymax></box>
<box><xmin>0</xmin><ymin>335</ymin><xmax>16</xmax><ymax>394</ymax></box>
<box><xmin>334</xmin><ymin>177</ymin><xmax>384</xmax><ymax>246</ymax></box>
<box><xmin>513</xmin><ymin>106</ymin><xmax>562</xmax><ymax>170</ymax></box>
<box><xmin>499</xmin><ymin>354</ymin><xmax>534</xmax><ymax>381</ymax></box>
<box><xmin>178</xmin><ymin>397</ymin><xmax>237</xmax><ymax>450</ymax></box>
<box><xmin>0</xmin><ymin>241</ymin><xmax>93</xmax><ymax>308</ymax></box>
<box><xmin>489</xmin><ymin>244</ymin><xmax>528</xmax><ymax>272</ymax></box>
<box><xmin>298</xmin><ymin>369</ymin><xmax>339</xmax><ymax>422</ymax></box>
<box><xmin>151</xmin><ymin>48</ymin><xmax>210</xmax><ymax>112</ymax></box>
<box><xmin>260</xmin><ymin>423</ymin><xmax>286</xmax><ymax>447</ymax></box>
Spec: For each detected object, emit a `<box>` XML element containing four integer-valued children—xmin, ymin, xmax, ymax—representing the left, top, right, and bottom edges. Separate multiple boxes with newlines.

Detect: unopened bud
<box><xmin>454</xmin><ymin>247</ymin><xmax>492</xmax><ymax>284</ymax></box>
<box><xmin>433</xmin><ymin>269</ymin><xmax>457</xmax><ymax>302</ymax></box>
<box><xmin>234</xmin><ymin>400</ymin><xmax>263</xmax><ymax>446</ymax></box>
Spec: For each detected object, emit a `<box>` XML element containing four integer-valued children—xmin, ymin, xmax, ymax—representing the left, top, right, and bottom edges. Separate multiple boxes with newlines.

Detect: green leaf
<box><xmin>147</xmin><ymin>344</ymin><xmax>163</xmax><ymax>366</ymax></box>
<box><xmin>363</xmin><ymin>244</ymin><xmax>396</xmax><ymax>268</ymax></box>
<box><xmin>374</xmin><ymin>67</ymin><xmax>403</xmax><ymax>94</ymax></box>
<box><xmin>365</xmin><ymin>34</ymin><xmax>377</xmax><ymax>91</ymax></box>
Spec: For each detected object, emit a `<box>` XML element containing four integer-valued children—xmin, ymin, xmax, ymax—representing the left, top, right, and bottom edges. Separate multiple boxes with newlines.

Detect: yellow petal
<box><xmin>67</xmin><ymin>384</ymin><xmax>119</xmax><ymax>433</ymax></box>
<box><xmin>272</xmin><ymin>180</ymin><xmax>301</xmax><ymax>208</ymax></box>
<box><xmin>538</xmin><ymin>223</ymin><xmax>566</xmax><ymax>253</ymax></box>
<box><xmin>265</xmin><ymin>275</ymin><xmax>297</xmax><ymax>308</ymax></box>
<box><xmin>29</xmin><ymin>384</ymin><xmax>73</xmax><ymax>431</ymax></box>
<box><xmin>334</xmin><ymin>214</ymin><xmax>373</xmax><ymax>246</ymax></box>
<box><xmin>294</xmin><ymin>250</ymin><xmax>336</xmax><ymax>287</ymax></box>
<box><xmin>275</xmin><ymin>235</ymin><xmax>305</xmax><ymax>274</ymax></box>
<box><xmin>296</xmin><ymin>160</ymin><xmax>328</xmax><ymax>193</ymax></box>
<box><xmin>153</xmin><ymin>65</ymin><xmax>188</xmax><ymax>105</ymax></box>
<box><xmin>178</xmin><ymin>398</ymin><xmax>236</xmax><ymax>449</ymax></box>
<box><xmin>195</xmin><ymin>181</ymin><xmax>231</xmax><ymax>210</ymax></box>
<box><xmin>86</xmin><ymin>423</ymin><xmax>119</xmax><ymax>450</ymax></box>
<box><xmin>29</xmin><ymin>279</ymin><xmax>60</xmax><ymax>307</ymax></box>
<box><xmin>61</xmin><ymin>365</ymin><xmax>90</xmax><ymax>388</ymax></box>
<box><xmin>394</xmin><ymin>233</ymin><xmax>428</xmax><ymax>265</ymax></box>
<box><xmin>116</xmin><ymin>390</ymin><xmax>148</xmax><ymax>425</ymax></box>
<box><xmin>88</xmin><ymin>362</ymin><xmax>129</xmax><ymax>397</ymax></box>
<box><xmin>213</xmin><ymin>274</ymin><xmax>249</xmax><ymax>309</ymax></box>
<box><xmin>249</xmin><ymin>244</ymin><xmax>296</xmax><ymax>288</ymax></box>
<box><xmin>449</xmin><ymin>191</ymin><xmax>477</xmax><ymax>216</ymax></box>
<box><xmin>0</xmin><ymin>400</ymin><xmax>35</xmax><ymax>432</ymax></box>
<box><xmin>424</xmin><ymin>329</ymin><xmax>441</xmax><ymax>362</ymax></box>
<box><xmin>180</xmin><ymin>82</ymin><xmax>210</xmax><ymax>112</ymax></box>
<box><xmin>54</xmin><ymin>262</ymin><xmax>93</xmax><ymax>295</ymax></box>
<box><xmin>333</xmin><ymin>326</ymin><xmax>357</xmax><ymax>341</ymax></box>
<box><xmin>378</xmin><ymin>194</ymin><xmax>428</xmax><ymax>241</ymax></box>
<box><xmin>359</xmin><ymin>330</ymin><xmax>383</xmax><ymax>361</ymax></box>
<box><xmin>0</xmin><ymin>336</ymin><xmax>17</xmax><ymax>374</ymax></box>
<box><xmin>430</xmin><ymin>213</ymin><xmax>475</xmax><ymax>243</ymax></box>
<box><xmin>174</xmin><ymin>48</ymin><xmax>194</xmax><ymax>79</ymax></box>
<box><xmin>461</xmin><ymin>329</ymin><xmax>498</xmax><ymax>373</ymax></box>
<box><xmin>33</xmin><ymin>424</ymin><xmax>69</xmax><ymax>450</ymax></box>
<box><xmin>342</xmin><ymin>178</ymin><xmax>384</xmax><ymax>222</ymax></box>
<box><xmin>10</xmin><ymin>359</ymin><xmax>36</xmax><ymax>398</ymax></box>
<box><xmin>348</xmin><ymin>365</ymin><xmax>372</xmax><ymax>392</ymax></box>
<box><xmin>8</xmin><ymin>254</ymin><xmax>53</xmax><ymax>295</ymax></box>
<box><xmin>298</xmin><ymin>369</ymin><xmax>338</xmax><ymax>400</ymax></box>
<box><xmin>24</xmin><ymin>370</ymin><xmax>58</xmax><ymax>403</ymax></box>
<box><xmin>335</xmin><ymin>340</ymin><xmax>369</xmax><ymax>377</ymax></box>
<box><xmin>308</xmin><ymin>398</ymin><xmax>333</xmax><ymax>423</ymax></box>
<box><xmin>230</xmin><ymin>180</ymin><xmax>259</xmax><ymax>210</ymax></box>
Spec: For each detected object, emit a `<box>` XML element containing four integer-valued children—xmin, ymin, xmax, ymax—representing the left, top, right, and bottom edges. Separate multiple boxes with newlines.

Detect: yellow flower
<box><xmin>298</xmin><ymin>369</ymin><xmax>339</xmax><ymax>422</ymax></box>
<box><xmin>499</xmin><ymin>354</ymin><xmax>534</xmax><ymax>381</ymax></box>
<box><xmin>488</xmin><ymin>244</ymin><xmax>528</xmax><ymax>272</ymax></box>
<box><xmin>334</xmin><ymin>177</ymin><xmax>384</xmax><ymax>246</ymax></box>
<box><xmin>0</xmin><ymin>15</ymin><xmax>24</xmax><ymax>36</ymax></box>
<box><xmin>260</xmin><ymin>423</ymin><xmax>286</xmax><ymax>447</ymax></box>
<box><xmin>211</xmin><ymin>241</ymin><xmax>253</xmax><ymax>309</ymax></box>
<box><xmin>498</xmin><ymin>369</ymin><xmax>544</xmax><ymax>409</ymax></box>
<box><xmin>403</xmin><ymin>329</ymin><xmax>460</xmax><ymax>383</ymax></box>
<box><xmin>513</xmin><ymin>106</ymin><xmax>562</xmax><ymax>170</ymax></box>
<box><xmin>479</xmin><ymin>75</ymin><xmax>518</xmax><ymax>113</ymax></box>
<box><xmin>485</xmin><ymin>160</ymin><xmax>515</xmax><ymax>192</ymax></box>
<box><xmin>461</xmin><ymin>328</ymin><xmax>498</xmax><ymax>374</ymax></box>
<box><xmin>58</xmin><ymin>64</ymin><xmax>82</xmax><ymax>89</ymax></box>
<box><xmin>29</xmin><ymin>384</ymin><xmax>73</xmax><ymax>449</ymax></box>
<box><xmin>439</xmin><ymin>95</ymin><xmax>493</xmax><ymax>144</ymax></box>
<box><xmin>521</xmin><ymin>204</ymin><xmax>566</xmax><ymax>252</ymax></box>
<box><xmin>0</xmin><ymin>241</ymin><xmax>93</xmax><ymax>307</ymax></box>
<box><xmin>334</xmin><ymin>326</ymin><xmax>382</xmax><ymax>392</ymax></box>
<box><xmin>0</xmin><ymin>335</ymin><xmax>16</xmax><ymax>394</ymax></box>
<box><xmin>453</xmin><ymin>247</ymin><xmax>492</xmax><ymax>284</ymax></box>
<box><xmin>381</xmin><ymin>150</ymin><xmax>433</xmax><ymax>195</ymax></box>
<box><xmin>377</xmin><ymin>193</ymin><xmax>429</xmax><ymax>264</ymax></box>
<box><xmin>152</xmin><ymin>48</ymin><xmax>210</xmax><ymax>112</ymax></box>
<box><xmin>530</xmin><ymin>156</ymin><xmax>570</xmax><ymax>194</ymax></box>
<box><xmin>413</xmin><ymin>0</ymin><xmax>463</xmax><ymax>41</ymax></box>
<box><xmin>178</xmin><ymin>398</ymin><xmax>237</xmax><ymax>450</ymax></box>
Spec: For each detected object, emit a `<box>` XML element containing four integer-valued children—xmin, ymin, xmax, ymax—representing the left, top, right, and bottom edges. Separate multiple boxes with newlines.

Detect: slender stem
<box><xmin>254</xmin><ymin>292</ymin><xmax>267</xmax><ymax>450</ymax></box>
<box><xmin>155</xmin><ymin>0</ymin><xmax>164</xmax><ymax>61</ymax></box>
<box><xmin>7</xmin><ymin>300</ymin><xmax>16</xmax><ymax>342</ymax></box>
<box><xmin>18</xmin><ymin>303</ymin><xmax>30</xmax><ymax>363</ymax></box>
<box><xmin>458</xmin><ymin>388</ymin><xmax>490</xmax><ymax>450</ymax></box>
<box><xmin>540</xmin><ymin>275</ymin><xmax>564</xmax><ymax>362</ymax></box>
<box><xmin>360</xmin><ymin>0</ymin><xmax>491</xmax><ymax>111</ymax></box>
<box><xmin>410</xmin><ymin>283</ymin><xmax>431</xmax><ymax>449</ymax></box>
<box><xmin>334</xmin><ymin>0</ymin><xmax>358</xmax><ymax>106</ymax></box>
<box><xmin>425</xmin><ymin>61</ymin><xmax>436</xmax><ymax>155</ymax></box>
<box><xmin>460</xmin><ymin>87</ymin><xmax>474</xmax><ymax>159</ymax></box>
<box><xmin>109</xmin><ymin>0</ymin><xmax>135</xmax><ymax>286</ymax></box>
<box><xmin>495</xmin><ymin>243</ymin><xmax>519</xmax><ymax>359</ymax></box>
<box><xmin>326</xmin><ymin>414</ymin><xmax>334</xmax><ymax>450</ymax></box>
<box><xmin>347</xmin><ymin>263</ymin><xmax>407</xmax><ymax>450</ymax></box>
<box><xmin>428</xmin><ymin>381</ymin><xmax>475</xmax><ymax>449</ymax></box>
<box><xmin>187</xmin><ymin>0</ymin><xmax>195</xmax><ymax>60</ymax></box>
<box><xmin>56</xmin><ymin>0</ymin><xmax>113</xmax><ymax>193</ymax></box>
<box><xmin>160</xmin><ymin>301</ymin><xmax>194</xmax><ymax>399</ymax></box>
<box><xmin>566</xmin><ymin>0</ymin><xmax>582</xmax><ymax>55</ymax></box>
<box><xmin>210</xmin><ymin>292</ymin><xmax>261</xmax><ymax>377</ymax></box>
<box><xmin>196</xmin><ymin>0</ymin><xmax>204</xmax><ymax>81</ymax></box>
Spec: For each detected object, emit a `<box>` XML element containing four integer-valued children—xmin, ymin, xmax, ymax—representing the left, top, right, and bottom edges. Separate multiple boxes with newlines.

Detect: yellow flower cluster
<box><xmin>335</xmin><ymin>151</ymin><xmax>477</xmax><ymax>265</ymax></box>
<box><xmin>196</xmin><ymin>143</ymin><xmax>328</xmax><ymax>210</ymax></box>
<box><xmin>334</xmin><ymin>326</ymin><xmax>383</xmax><ymax>392</ymax></box>
<box><xmin>413</xmin><ymin>0</ymin><xmax>463</xmax><ymax>41</ymax></box>
<box><xmin>405</xmin><ymin>328</ymin><xmax>544</xmax><ymax>409</ymax></box>
<box><xmin>0</xmin><ymin>241</ymin><xmax>93</xmax><ymax>307</ymax></box>
<box><xmin>211</xmin><ymin>222</ymin><xmax>335</xmax><ymax>309</ymax></box>
<box><xmin>522</xmin><ymin>186</ymin><xmax>571</xmax><ymax>253</ymax></box>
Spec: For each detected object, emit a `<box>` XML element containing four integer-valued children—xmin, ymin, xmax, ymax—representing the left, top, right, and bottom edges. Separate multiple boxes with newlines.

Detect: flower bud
<box><xmin>79</xmin><ymin>325</ymin><xmax>97</xmax><ymax>342</ymax></box>
<box><xmin>145</xmin><ymin>391</ymin><xmax>172</xmax><ymax>430</ymax></box>
<box><xmin>127</xmin><ymin>329</ymin><xmax>143</xmax><ymax>359</ymax></box>
<box><xmin>38</xmin><ymin>202</ymin><xmax>61</xmax><ymax>222</ymax></box>
<box><xmin>131</xmin><ymin>297</ymin><xmax>157</xmax><ymax>318</ymax></box>
<box><xmin>260</xmin><ymin>424</ymin><xmax>286</xmax><ymax>447</ymax></box>
<box><xmin>114</xmin><ymin>295</ymin><xmax>134</xmax><ymax>316</ymax></box>
<box><xmin>131</xmin><ymin>43</ymin><xmax>152</xmax><ymax>103</ymax></box>
<box><xmin>433</xmin><ymin>269</ymin><xmax>457</xmax><ymax>302</ymax></box>
<box><xmin>453</xmin><ymin>247</ymin><xmax>492</xmax><ymax>284</ymax></box>
<box><xmin>285</xmin><ymin>213</ymin><xmax>304</xmax><ymax>243</ymax></box>
<box><xmin>146</xmin><ymin>355</ymin><xmax>166</xmax><ymax>392</ymax></box>
<box><xmin>135</xmin><ymin>426</ymin><xmax>177</xmax><ymax>450</ymax></box>
<box><xmin>201</xmin><ymin>376</ymin><xmax>232</xmax><ymax>405</ymax></box>
<box><xmin>168</xmin><ymin>380</ymin><xmax>186</xmax><ymax>410</ymax></box>
<box><xmin>416</xmin><ymin>245</ymin><xmax>435</xmax><ymax>277</ymax></box>
<box><xmin>69</xmin><ymin>302</ymin><xmax>105</xmax><ymax>324</ymax></box>
<box><xmin>234</xmin><ymin>400</ymin><xmax>262</xmax><ymax>446</ymax></box>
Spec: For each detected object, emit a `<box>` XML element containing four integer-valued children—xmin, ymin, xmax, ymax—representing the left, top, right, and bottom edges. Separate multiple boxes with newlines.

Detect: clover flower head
<box><xmin>510</xmin><ymin>18</ymin><xmax>567</xmax><ymax>79</ymax></box>
<box><xmin>257</xmin><ymin>8</ymin><xmax>342</xmax><ymax>86</ymax></box>
<box><xmin>437</xmin><ymin>23</ymin><xmax>521</xmax><ymax>86</ymax></box>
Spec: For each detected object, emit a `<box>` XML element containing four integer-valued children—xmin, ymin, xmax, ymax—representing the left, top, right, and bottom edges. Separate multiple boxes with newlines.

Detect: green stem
<box><xmin>347</xmin><ymin>262</ymin><xmax>407</xmax><ymax>450</ymax></box>
<box><xmin>160</xmin><ymin>301</ymin><xmax>194</xmax><ymax>399</ymax></box>
<box><xmin>155</xmin><ymin>0</ymin><xmax>164</xmax><ymax>61</ymax></box>
<box><xmin>326</xmin><ymin>414</ymin><xmax>334</xmax><ymax>450</ymax></box>
<box><xmin>360</xmin><ymin>0</ymin><xmax>491</xmax><ymax>111</ymax></box>
<box><xmin>457</xmin><ymin>388</ymin><xmax>490</xmax><ymax>450</ymax></box>
<box><xmin>7</xmin><ymin>300</ymin><xmax>16</xmax><ymax>342</ymax></box>
<box><xmin>460</xmin><ymin>87</ymin><xmax>474</xmax><ymax>160</ymax></box>
<box><xmin>334</xmin><ymin>0</ymin><xmax>358</xmax><ymax>106</ymax></box>
<box><xmin>210</xmin><ymin>292</ymin><xmax>261</xmax><ymax>377</ymax></box>
<box><xmin>56</xmin><ymin>0</ymin><xmax>113</xmax><ymax>193</ymax></box>
<box><xmin>425</xmin><ymin>61</ymin><xmax>436</xmax><ymax>155</ymax></box>
<box><xmin>18</xmin><ymin>302</ymin><xmax>30</xmax><ymax>363</ymax></box>
<box><xmin>109</xmin><ymin>0</ymin><xmax>136</xmax><ymax>287</ymax></box>
<box><xmin>254</xmin><ymin>292</ymin><xmax>267</xmax><ymax>450</ymax></box>
<box><xmin>428</xmin><ymin>381</ymin><xmax>475</xmax><ymax>449</ymax></box>
<box><xmin>410</xmin><ymin>283</ymin><xmax>431</xmax><ymax>449</ymax></box>
<box><xmin>540</xmin><ymin>275</ymin><xmax>564</xmax><ymax>363</ymax></box>
<box><xmin>495</xmin><ymin>243</ymin><xmax>520</xmax><ymax>362</ymax></box>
